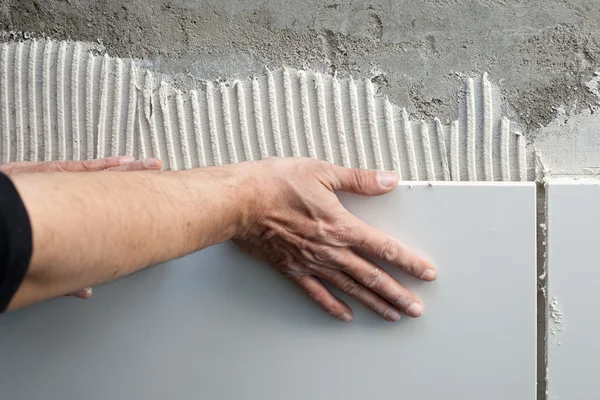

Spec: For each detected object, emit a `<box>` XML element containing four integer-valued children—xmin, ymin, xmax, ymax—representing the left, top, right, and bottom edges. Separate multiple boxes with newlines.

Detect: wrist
<box><xmin>180</xmin><ymin>163</ymin><xmax>257</xmax><ymax>245</ymax></box>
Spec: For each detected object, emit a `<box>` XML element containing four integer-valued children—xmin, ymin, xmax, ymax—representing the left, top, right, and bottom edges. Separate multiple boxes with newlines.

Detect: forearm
<box><xmin>7</xmin><ymin>165</ymin><xmax>249</xmax><ymax>310</ymax></box>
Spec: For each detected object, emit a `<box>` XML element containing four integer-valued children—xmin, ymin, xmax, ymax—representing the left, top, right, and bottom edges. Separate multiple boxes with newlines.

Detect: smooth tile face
<box><xmin>0</xmin><ymin>183</ymin><xmax>536</xmax><ymax>400</ymax></box>
<box><xmin>547</xmin><ymin>180</ymin><xmax>600</xmax><ymax>398</ymax></box>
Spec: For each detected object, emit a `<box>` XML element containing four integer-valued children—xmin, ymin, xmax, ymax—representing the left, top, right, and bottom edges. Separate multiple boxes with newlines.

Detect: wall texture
<box><xmin>3</xmin><ymin>2</ymin><xmax>600</xmax><ymax>399</ymax></box>
<box><xmin>3</xmin><ymin>0</ymin><xmax>600</xmax><ymax>134</ymax></box>
<box><xmin>0</xmin><ymin>40</ymin><xmax>531</xmax><ymax>181</ymax></box>
<box><xmin>3</xmin><ymin>1</ymin><xmax>600</xmax><ymax>176</ymax></box>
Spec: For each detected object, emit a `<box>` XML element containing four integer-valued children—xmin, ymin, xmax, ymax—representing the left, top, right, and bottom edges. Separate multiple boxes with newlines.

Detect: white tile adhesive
<box><xmin>0</xmin><ymin>39</ymin><xmax>533</xmax><ymax>181</ymax></box>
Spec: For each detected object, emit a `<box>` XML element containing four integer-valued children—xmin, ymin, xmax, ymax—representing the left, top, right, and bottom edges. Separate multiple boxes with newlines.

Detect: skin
<box><xmin>0</xmin><ymin>156</ymin><xmax>164</xmax><ymax>299</ymax></box>
<box><xmin>0</xmin><ymin>156</ymin><xmax>162</xmax><ymax>175</ymax></box>
<box><xmin>5</xmin><ymin>157</ymin><xmax>436</xmax><ymax>322</ymax></box>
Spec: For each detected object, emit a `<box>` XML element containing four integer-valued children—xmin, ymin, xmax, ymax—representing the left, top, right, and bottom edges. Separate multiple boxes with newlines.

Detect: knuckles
<box><xmin>305</xmin><ymin>289</ymin><xmax>323</xmax><ymax>302</ymax></box>
<box><xmin>363</xmin><ymin>267</ymin><xmax>382</xmax><ymax>289</ymax></box>
<box><xmin>341</xmin><ymin>278</ymin><xmax>362</xmax><ymax>297</ymax></box>
<box><xmin>312</xmin><ymin>245</ymin><xmax>340</xmax><ymax>264</ymax></box>
<box><xmin>394</xmin><ymin>292</ymin><xmax>411</xmax><ymax>308</ymax></box>
<box><xmin>407</xmin><ymin>261</ymin><xmax>421</xmax><ymax>276</ymax></box>
<box><xmin>327</xmin><ymin>220</ymin><xmax>363</xmax><ymax>246</ymax></box>
<box><xmin>350</xmin><ymin>169</ymin><xmax>371</xmax><ymax>193</ymax></box>
<box><xmin>38</xmin><ymin>161</ymin><xmax>68</xmax><ymax>172</ymax></box>
<box><xmin>310</xmin><ymin>158</ymin><xmax>333</xmax><ymax>173</ymax></box>
<box><xmin>40</xmin><ymin>160</ymin><xmax>92</xmax><ymax>172</ymax></box>
<box><xmin>81</xmin><ymin>159</ymin><xmax>111</xmax><ymax>171</ymax></box>
<box><xmin>376</xmin><ymin>240</ymin><xmax>399</xmax><ymax>264</ymax></box>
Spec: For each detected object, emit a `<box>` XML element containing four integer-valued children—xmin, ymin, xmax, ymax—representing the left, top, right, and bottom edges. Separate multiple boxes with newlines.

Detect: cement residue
<box><xmin>533</xmin><ymin>108</ymin><xmax>600</xmax><ymax>176</ymax></box>
<box><xmin>584</xmin><ymin>71</ymin><xmax>600</xmax><ymax>103</ymax></box>
<box><xmin>0</xmin><ymin>39</ymin><xmax>532</xmax><ymax>182</ymax></box>
<box><xmin>549</xmin><ymin>296</ymin><xmax>565</xmax><ymax>346</ymax></box>
<box><xmin>3</xmin><ymin>1</ymin><xmax>600</xmax><ymax>133</ymax></box>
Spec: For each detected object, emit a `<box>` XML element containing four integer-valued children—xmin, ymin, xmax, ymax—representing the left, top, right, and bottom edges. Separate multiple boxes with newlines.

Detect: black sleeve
<box><xmin>0</xmin><ymin>172</ymin><xmax>32</xmax><ymax>312</ymax></box>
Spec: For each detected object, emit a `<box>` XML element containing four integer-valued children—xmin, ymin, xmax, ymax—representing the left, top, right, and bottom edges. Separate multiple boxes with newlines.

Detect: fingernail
<box><xmin>421</xmin><ymin>268</ymin><xmax>437</xmax><ymax>281</ymax></box>
<box><xmin>377</xmin><ymin>171</ymin><xmax>398</xmax><ymax>188</ymax></box>
<box><xmin>383</xmin><ymin>308</ymin><xmax>402</xmax><ymax>322</ymax></box>
<box><xmin>339</xmin><ymin>313</ymin><xmax>353</xmax><ymax>322</ymax></box>
<box><xmin>143</xmin><ymin>158</ymin><xmax>161</xmax><ymax>168</ymax></box>
<box><xmin>406</xmin><ymin>302</ymin><xmax>423</xmax><ymax>318</ymax></box>
<box><xmin>118</xmin><ymin>156</ymin><xmax>135</xmax><ymax>165</ymax></box>
<box><xmin>83</xmin><ymin>287</ymin><xmax>92</xmax><ymax>297</ymax></box>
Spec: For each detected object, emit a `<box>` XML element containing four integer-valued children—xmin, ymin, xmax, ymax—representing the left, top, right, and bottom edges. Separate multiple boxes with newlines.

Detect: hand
<box><xmin>0</xmin><ymin>156</ymin><xmax>161</xmax><ymax>175</ymax></box>
<box><xmin>0</xmin><ymin>156</ymin><xmax>164</xmax><ymax>300</ymax></box>
<box><xmin>234</xmin><ymin>158</ymin><xmax>437</xmax><ymax>322</ymax></box>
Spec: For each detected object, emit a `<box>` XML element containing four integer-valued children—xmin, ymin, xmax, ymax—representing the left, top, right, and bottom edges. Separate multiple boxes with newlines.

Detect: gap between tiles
<box><xmin>536</xmin><ymin>182</ymin><xmax>548</xmax><ymax>400</ymax></box>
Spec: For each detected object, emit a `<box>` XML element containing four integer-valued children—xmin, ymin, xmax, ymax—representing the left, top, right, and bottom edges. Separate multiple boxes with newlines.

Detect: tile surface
<box><xmin>547</xmin><ymin>180</ymin><xmax>600</xmax><ymax>399</ymax></box>
<box><xmin>0</xmin><ymin>183</ymin><xmax>536</xmax><ymax>400</ymax></box>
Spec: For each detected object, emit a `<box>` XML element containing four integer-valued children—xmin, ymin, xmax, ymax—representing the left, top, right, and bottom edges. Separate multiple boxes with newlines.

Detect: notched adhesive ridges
<box><xmin>0</xmin><ymin>39</ymin><xmax>532</xmax><ymax>181</ymax></box>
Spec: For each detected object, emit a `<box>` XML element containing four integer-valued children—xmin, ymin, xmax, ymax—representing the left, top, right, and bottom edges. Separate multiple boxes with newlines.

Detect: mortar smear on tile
<box><xmin>0</xmin><ymin>39</ymin><xmax>532</xmax><ymax>181</ymax></box>
<box><xmin>549</xmin><ymin>296</ymin><xmax>565</xmax><ymax>346</ymax></box>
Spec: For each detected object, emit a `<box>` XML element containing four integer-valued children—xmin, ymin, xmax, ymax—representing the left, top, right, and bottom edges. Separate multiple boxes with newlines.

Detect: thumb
<box><xmin>326</xmin><ymin>165</ymin><xmax>398</xmax><ymax>195</ymax></box>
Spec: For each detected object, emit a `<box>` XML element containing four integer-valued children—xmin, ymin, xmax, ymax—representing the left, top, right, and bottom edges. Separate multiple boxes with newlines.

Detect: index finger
<box><xmin>41</xmin><ymin>156</ymin><xmax>135</xmax><ymax>172</ymax></box>
<box><xmin>352</xmin><ymin>219</ymin><xmax>437</xmax><ymax>281</ymax></box>
<box><xmin>105</xmin><ymin>158</ymin><xmax>163</xmax><ymax>171</ymax></box>
<box><xmin>74</xmin><ymin>156</ymin><xmax>136</xmax><ymax>171</ymax></box>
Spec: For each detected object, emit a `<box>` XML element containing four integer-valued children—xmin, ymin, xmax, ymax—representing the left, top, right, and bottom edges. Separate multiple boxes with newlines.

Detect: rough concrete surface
<box><xmin>4</xmin><ymin>1</ymin><xmax>600</xmax><ymax>399</ymax></box>
<box><xmin>3</xmin><ymin>0</ymin><xmax>600</xmax><ymax>135</ymax></box>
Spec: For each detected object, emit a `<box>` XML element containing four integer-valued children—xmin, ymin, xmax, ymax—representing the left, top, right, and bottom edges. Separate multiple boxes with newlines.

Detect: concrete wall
<box><xmin>4</xmin><ymin>2</ymin><xmax>600</xmax><ymax>398</ymax></box>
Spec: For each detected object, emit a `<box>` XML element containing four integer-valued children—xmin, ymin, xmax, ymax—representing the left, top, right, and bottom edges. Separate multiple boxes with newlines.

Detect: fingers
<box><xmin>323</xmin><ymin>163</ymin><xmax>399</xmax><ymax>196</ymax></box>
<box><xmin>105</xmin><ymin>158</ymin><xmax>163</xmax><ymax>172</ymax></box>
<box><xmin>352</xmin><ymin>219</ymin><xmax>437</xmax><ymax>282</ymax></box>
<box><xmin>2</xmin><ymin>157</ymin><xmax>163</xmax><ymax>173</ymax></box>
<box><xmin>43</xmin><ymin>156</ymin><xmax>136</xmax><ymax>172</ymax></box>
<box><xmin>322</xmin><ymin>269</ymin><xmax>402</xmax><ymax>322</ymax></box>
<box><xmin>333</xmin><ymin>249</ymin><xmax>425</xmax><ymax>317</ymax></box>
<box><xmin>68</xmin><ymin>287</ymin><xmax>93</xmax><ymax>300</ymax></box>
<box><xmin>0</xmin><ymin>161</ymin><xmax>35</xmax><ymax>174</ymax></box>
<box><xmin>290</xmin><ymin>275</ymin><xmax>353</xmax><ymax>322</ymax></box>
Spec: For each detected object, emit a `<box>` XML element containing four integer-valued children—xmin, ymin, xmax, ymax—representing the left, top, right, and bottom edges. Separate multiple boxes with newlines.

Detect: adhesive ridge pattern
<box><xmin>0</xmin><ymin>40</ymin><xmax>531</xmax><ymax>181</ymax></box>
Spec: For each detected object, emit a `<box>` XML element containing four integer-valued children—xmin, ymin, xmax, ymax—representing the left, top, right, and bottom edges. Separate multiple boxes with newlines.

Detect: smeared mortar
<box><xmin>533</xmin><ymin>72</ymin><xmax>600</xmax><ymax>177</ymax></box>
<box><xmin>549</xmin><ymin>296</ymin><xmax>565</xmax><ymax>346</ymax></box>
<box><xmin>0</xmin><ymin>39</ymin><xmax>533</xmax><ymax>181</ymax></box>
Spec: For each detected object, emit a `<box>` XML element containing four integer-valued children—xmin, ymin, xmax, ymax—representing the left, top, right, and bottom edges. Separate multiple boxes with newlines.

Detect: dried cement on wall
<box><xmin>0</xmin><ymin>39</ymin><xmax>533</xmax><ymax>181</ymax></box>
